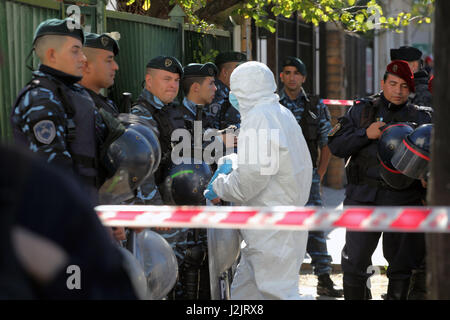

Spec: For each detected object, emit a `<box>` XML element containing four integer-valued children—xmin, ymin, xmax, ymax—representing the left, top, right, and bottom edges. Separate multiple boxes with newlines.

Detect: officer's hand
<box><xmin>155</xmin><ymin>227</ymin><xmax>172</xmax><ymax>231</ymax></box>
<box><xmin>112</xmin><ymin>227</ymin><xmax>127</xmax><ymax>241</ymax></box>
<box><xmin>211</xmin><ymin>197</ymin><xmax>221</xmax><ymax>205</ymax></box>
<box><xmin>366</xmin><ymin>121</ymin><xmax>386</xmax><ymax>139</ymax></box>
<box><xmin>221</xmin><ymin>133</ymin><xmax>237</xmax><ymax>148</ymax></box>
<box><xmin>420</xmin><ymin>178</ymin><xmax>427</xmax><ymax>188</ymax></box>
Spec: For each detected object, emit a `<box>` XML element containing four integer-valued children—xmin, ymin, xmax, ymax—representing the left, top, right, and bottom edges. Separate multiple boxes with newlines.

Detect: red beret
<box><xmin>386</xmin><ymin>60</ymin><xmax>415</xmax><ymax>93</ymax></box>
<box><xmin>428</xmin><ymin>75</ymin><xmax>434</xmax><ymax>94</ymax></box>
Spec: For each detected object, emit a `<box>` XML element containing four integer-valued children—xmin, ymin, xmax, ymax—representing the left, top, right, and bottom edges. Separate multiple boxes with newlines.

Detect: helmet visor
<box><xmin>391</xmin><ymin>139</ymin><xmax>429</xmax><ymax>180</ymax></box>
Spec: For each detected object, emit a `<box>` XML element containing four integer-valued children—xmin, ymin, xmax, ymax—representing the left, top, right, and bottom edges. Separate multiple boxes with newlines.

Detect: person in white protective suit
<box><xmin>204</xmin><ymin>61</ymin><xmax>313</xmax><ymax>300</ymax></box>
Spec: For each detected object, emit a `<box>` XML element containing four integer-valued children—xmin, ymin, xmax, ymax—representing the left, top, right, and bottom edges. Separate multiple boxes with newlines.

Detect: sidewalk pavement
<box><xmin>302</xmin><ymin>186</ymin><xmax>388</xmax><ymax>271</ymax></box>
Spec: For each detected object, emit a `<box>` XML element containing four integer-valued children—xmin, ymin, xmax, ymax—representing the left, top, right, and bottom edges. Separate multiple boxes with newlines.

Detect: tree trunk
<box><xmin>426</xmin><ymin>0</ymin><xmax>450</xmax><ymax>300</ymax></box>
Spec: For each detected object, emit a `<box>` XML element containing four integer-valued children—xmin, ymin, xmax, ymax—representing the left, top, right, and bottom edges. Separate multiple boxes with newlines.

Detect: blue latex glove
<box><xmin>203</xmin><ymin>160</ymin><xmax>233</xmax><ymax>200</ymax></box>
<box><xmin>204</xmin><ymin>184</ymin><xmax>219</xmax><ymax>201</ymax></box>
<box><xmin>216</xmin><ymin>161</ymin><xmax>233</xmax><ymax>175</ymax></box>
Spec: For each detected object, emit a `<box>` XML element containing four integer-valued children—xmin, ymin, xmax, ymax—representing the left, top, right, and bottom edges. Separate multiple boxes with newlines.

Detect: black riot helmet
<box><xmin>391</xmin><ymin>124</ymin><xmax>432</xmax><ymax>181</ymax></box>
<box><xmin>159</xmin><ymin>158</ymin><xmax>213</xmax><ymax>205</ymax></box>
<box><xmin>377</xmin><ymin>122</ymin><xmax>416</xmax><ymax>190</ymax></box>
<box><xmin>99</xmin><ymin>127</ymin><xmax>154</xmax><ymax>204</ymax></box>
<box><xmin>117</xmin><ymin>113</ymin><xmax>161</xmax><ymax>176</ymax></box>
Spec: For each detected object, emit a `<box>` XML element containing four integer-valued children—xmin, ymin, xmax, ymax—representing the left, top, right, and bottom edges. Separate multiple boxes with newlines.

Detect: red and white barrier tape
<box><xmin>321</xmin><ymin>99</ymin><xmax>354</xmax><ymax>106</ymax></box>
<box><xmin>96</xmin><ymin>205</ymin><xmax>450</xmax><ymax>233</ymax></box>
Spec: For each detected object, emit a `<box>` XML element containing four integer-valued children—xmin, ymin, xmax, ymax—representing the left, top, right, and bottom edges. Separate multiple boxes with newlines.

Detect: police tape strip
<box><xmin>321</xmin><ymin>99</ymin><xmax>354</xmax><ymax>106</ymax></box>
<box><xmin>96</xmin><ymin>205</ymin><xmax>450</xmax><ymax>233</ymax></box>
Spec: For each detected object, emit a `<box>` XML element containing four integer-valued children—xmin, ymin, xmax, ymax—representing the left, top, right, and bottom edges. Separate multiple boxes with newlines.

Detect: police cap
<box><xmin>282</xmin><ymin>56</ymin><xmax>307</xmax><ymax>76</ymax></box>
<box><xmin>386</xmin><ymin>60</ymin><xmax>415</xmax><ymax>92</ymax></box>
<box><xmin>84</xmin><ymin>32</ymin><xmax>120</xmax><ymax>56</ymax></box>
<box><xmin>183</xmin><ymin>62</ymin><xmax>218</xmax><ymax>78</ymax></box>
<box><xmin>146</xmin><ymin>56</ymin><xmax>183</xmax><ymax>76</ymax></box>
<box><xmin>214</xmin><ymin>52</ymin><xmax>247</xmax><ymax>67</ymax></box>
<box><xmin>33</xmin><ymin>18</ymin><xmax>84</xmax><ymax>45</ymax></box>
<box><xmin>390</xmin><ymin>46</ymin><xmax>422</xmax><ymax>62</ymax></box>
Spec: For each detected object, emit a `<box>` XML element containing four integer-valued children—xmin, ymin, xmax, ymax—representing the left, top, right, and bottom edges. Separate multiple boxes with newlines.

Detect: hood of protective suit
<box><xmin>230</xmin><ymin>61</ymin><xmax>279</xmax><ymax>118</ymax></box>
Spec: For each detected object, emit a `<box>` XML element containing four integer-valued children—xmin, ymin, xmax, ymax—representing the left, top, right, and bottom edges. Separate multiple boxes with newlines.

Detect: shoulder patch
<box><xmin>209</xmin><ymin>103</ymin><xmax>220</xmax><ymax>115</ymax></box>
<box><xmin>33</xmin><ymin>120</ymin><xmax>56</xmax><ymax>144</ymax></box>
<box><xmin>328</xmin><ymin>122</ymin><xmax>341</xmax><ymax>137</ymax></box>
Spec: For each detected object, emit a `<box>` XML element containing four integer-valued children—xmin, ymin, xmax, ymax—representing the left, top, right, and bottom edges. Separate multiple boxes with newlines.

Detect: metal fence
<box><xmin>0</xmin><ymin>0</ymin><xmax>231</xmax><ymax>142</ymax></box>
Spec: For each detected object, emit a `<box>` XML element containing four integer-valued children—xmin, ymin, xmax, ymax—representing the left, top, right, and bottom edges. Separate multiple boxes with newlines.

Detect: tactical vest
<box><xmin>12</xmin><ymin>76</ymin><xmax>100</xmax><ymax>188</ymax></box>
<box><xmin>133</xmin><ymin>99</ymin><xmax>186</xmax><ymax>165</ymax></box>
<box><xmin>347</xmin><ymin>96</ymin><xmax>431</xmax><ymax>189</ymax></box>
<box><xmin>86</xmin><ymin>89</ymin><xmax>119</xmax><ymax>116</ymax></box>
<box><xmin>284</xmin><ymin>95</ymin><xmax>320</xmax><ymax>166</ymax></box>
<box><xmin>300</xmin><ymin>95</ymin><xmax>320</xmax><ymax>166</ymax></box>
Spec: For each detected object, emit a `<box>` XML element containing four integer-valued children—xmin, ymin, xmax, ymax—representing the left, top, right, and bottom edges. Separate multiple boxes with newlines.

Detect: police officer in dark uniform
<box><xmin>179</xmin><ymin>62</ymin><xmax>221</xmax><ymax>300</ymax></box>
<box><xmin>79</xmin><ymin>31</ymin><xmax>128</xmax><ymax>242</ymax></box>
<box><xmin>279</xmin><ymin>57</ymin><xmax>343</xmax><ymax>297</ymax></box>
<box><xmin>10</xmin><ymin>18</ymin><xmax>109</xmax><ymax>201</ymax></box>
<box><xmin>390</xmin><ymin>46</ymin><xmax>432</xmax><ymax>108</ymax></box>
<box><xmin>80</xmin><ymin>32</ymin><xmax>120</xmax><ymax>115</ymax></box>
<box><xmin>181</xmin><ymin>62</ymin><xmax>236</xmax><ymax>160</ymax></box>
<box><xmin>328</xmin><ymin>60</ymin><xmax>432</xmax><ymax>300</ymax></box>
<box><xmin>131</xmin><ymin>56</ymin><xmax>196</xmax><ymax>299</ymax></box>
<box><xmin>130</xmin><ymin>56</ymin><xmax>184</xmax><ymax>206</ymax></box>
<box><xmin>205</xmin><ymin>51</ymin><xmax>247</xmax><ymax>130</ymax></box>
<box><xmin>181</xmin><ymin>62</ymin><xmax>217</xmax><ymax>139</ymax></box>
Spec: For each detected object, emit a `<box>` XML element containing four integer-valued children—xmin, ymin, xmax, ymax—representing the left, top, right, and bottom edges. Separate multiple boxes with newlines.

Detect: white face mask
<box><xmin>229</xmin><ymin>92</ymin><xmax>239</xmax><ymax>111</ymax></box>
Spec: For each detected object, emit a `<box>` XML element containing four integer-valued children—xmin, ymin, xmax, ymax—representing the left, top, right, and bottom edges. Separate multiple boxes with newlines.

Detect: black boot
<box><xmin>343</xmin><ymin>283</ymin><xmax>369</xmax><ymax>300</ymax></box>
<box><xmin>408</xmin><ymin>269</ymin><xmax>427</xmax><ymax>300</ymax></box>
<box><xmin>386</xmin><ymin>279</ymin><xmax>410</xmax><ymax>300</ymax></box>
<box><xmin>317</xmin><ymin>274</ymin><xmax>343</xmax><ymax>297</ymax></box>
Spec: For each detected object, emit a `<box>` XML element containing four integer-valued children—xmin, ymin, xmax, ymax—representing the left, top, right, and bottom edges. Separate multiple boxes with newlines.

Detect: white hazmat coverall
<box><xmin>212</xmin><ymin>61</ymin><xmax>313</xmax><ymax>300</ymax></box>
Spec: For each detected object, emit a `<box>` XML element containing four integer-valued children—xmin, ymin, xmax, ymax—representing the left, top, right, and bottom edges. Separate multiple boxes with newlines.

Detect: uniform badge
<box><xmin>328</xmin><ymin>122</ymin><xmax>341</xmax><ymax>137</ymax></box>
<box><xmin>210</xmin><ymin>103</ymin><xmax>220</xmax><ymax>115</ymax></box>
<box><xmin>165</xmin><ymin>58</ymin><xmax>173</xmax><ymax>67</ymax></box>
<box><xmin>208</xmin><ymin>67</ymin><xmax>214</xmax><ymax>75</ymax></box>
<box><xmin>33</xmin><ymin>120</ymin><xmax>56</xmax><ymax>144</ymax></box>
<box><xmin>393</xmin><ymin>64</ymin><xmax>398</xmax><ymax>72</ymax></box>
<box><xmin>101</xmin><ymin>36</ymin><xmax>109</xmax><ymax>48</ymax></box>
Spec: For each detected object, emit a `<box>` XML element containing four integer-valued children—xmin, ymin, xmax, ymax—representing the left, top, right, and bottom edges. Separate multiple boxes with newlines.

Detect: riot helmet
<box><xmin>117</xmin><ymin>113</ymin><xmax>161</xmax><ymax>176</ymax></box>
<box><xmin>391</xmin><ymin>124</ymin><xmax>432</xmax><ymax>181</ymax></box>
<box><xmin>159</xmin><ymin>158</ymin><xmax>213</xmax><ymax>205</ymax></box>
<box><xmin>377</xmin><ymin>122</ymin><xmax>416</xmax><ymax>190</ymax></box>
<box><xmin>134</xmin><ymin>230</ymin><xmax>178</xmax><ymax>300</ymax></box>
<box><xmin>99</xmin><ymin>127</ymin><xmax>154</xmax><ymax>204</ymax></box>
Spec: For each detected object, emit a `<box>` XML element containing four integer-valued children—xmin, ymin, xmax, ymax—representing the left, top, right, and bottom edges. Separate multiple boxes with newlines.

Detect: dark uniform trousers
<box><xmin>342</xmin><ymin>193</ymin><xmax>425</xmax><ymax>287</ymax></box>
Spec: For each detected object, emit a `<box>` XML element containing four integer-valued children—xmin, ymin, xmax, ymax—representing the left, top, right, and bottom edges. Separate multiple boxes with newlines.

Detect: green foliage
<box><xmin>191</xmin><ymin>39</ymin><xmax>219</xmax><ymax>64</ymax></box>
<box><xmin>124</xmin><ymin>0</ymin><xmax>434</xmax><ymax>34</ymax></box>
<box><xmin>193</xmin><ymin>48</ymin><xmax>219</xmax><ymax>64</ymax></box>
